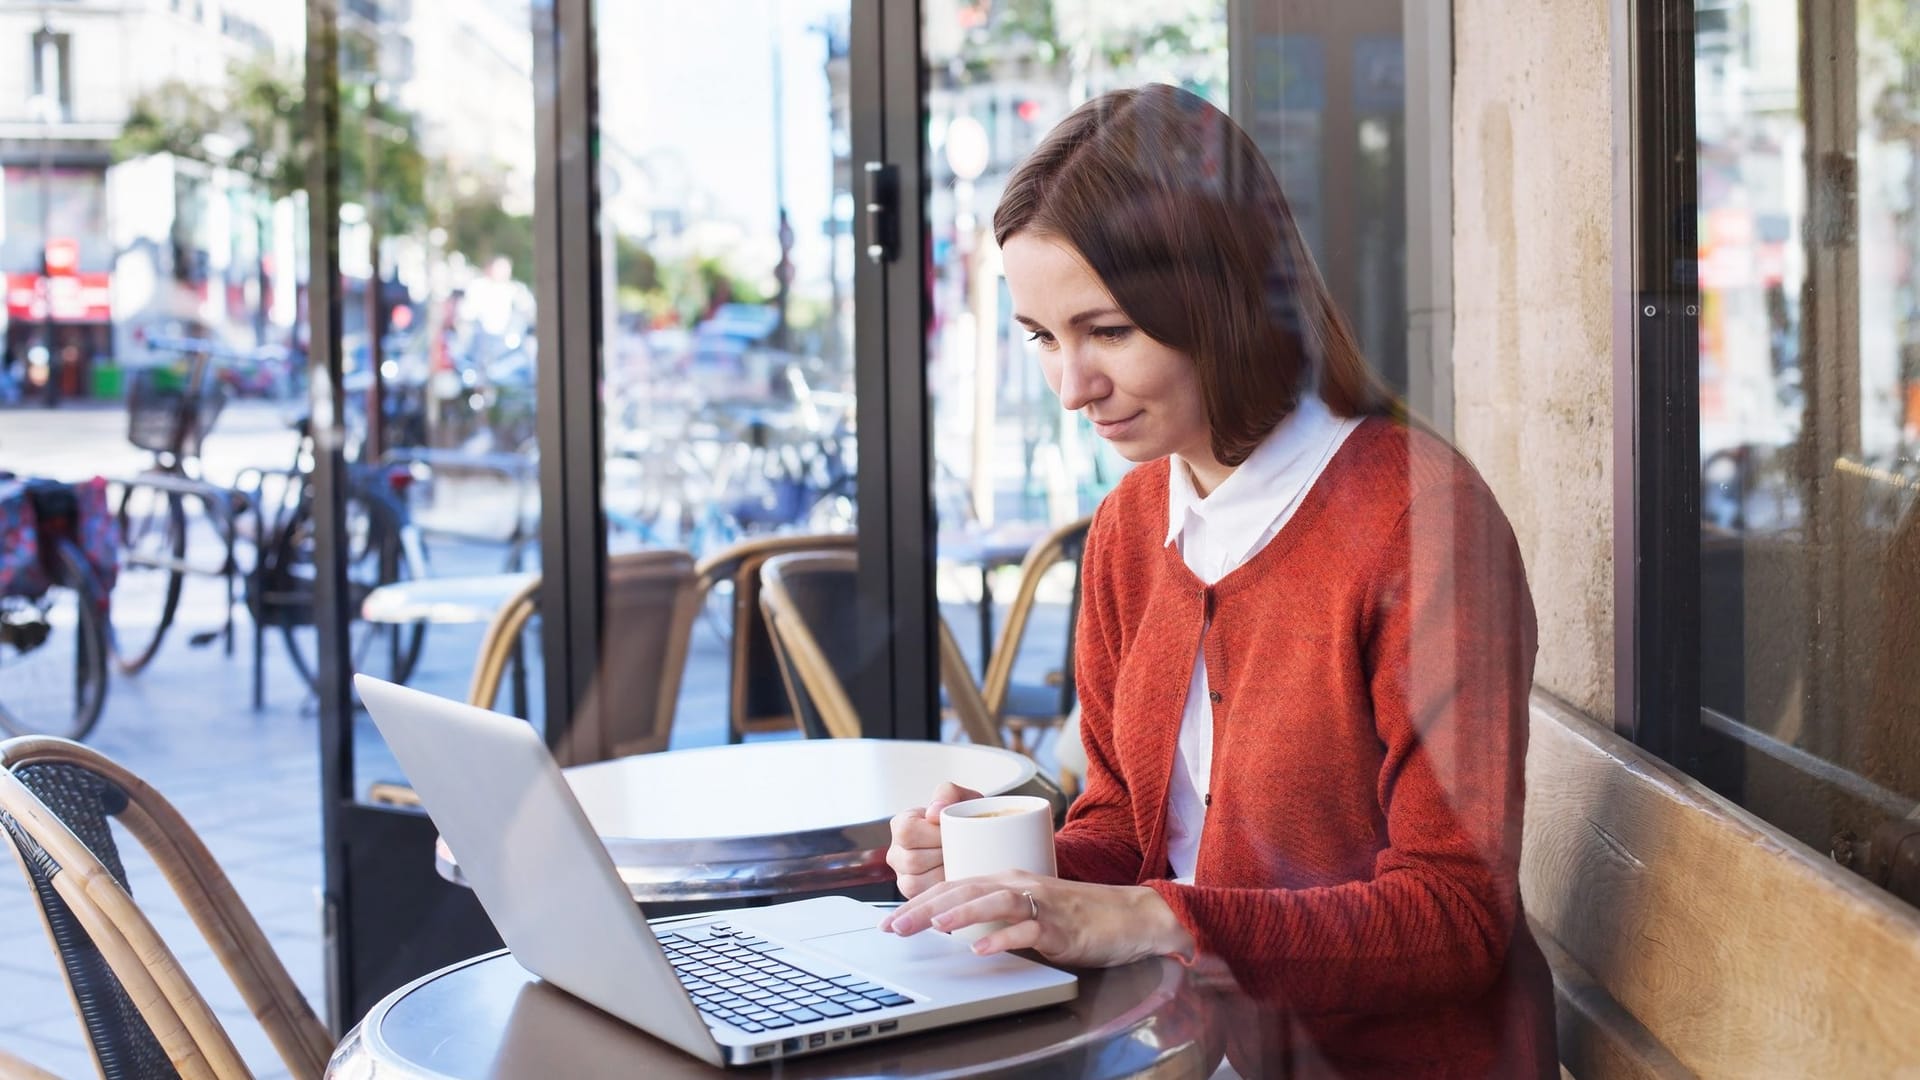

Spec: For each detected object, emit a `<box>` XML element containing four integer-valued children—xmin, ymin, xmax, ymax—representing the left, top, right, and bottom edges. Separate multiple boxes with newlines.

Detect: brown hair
<box><xmin>994</xmin><ymin>84</ymin><xmax>1390</xmax><ymax>467</ymax></box>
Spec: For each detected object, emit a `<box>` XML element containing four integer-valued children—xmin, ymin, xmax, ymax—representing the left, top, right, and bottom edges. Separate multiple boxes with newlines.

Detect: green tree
<box><xmin>615</xmin><ymin>233</ymin><xmax>660</xmax><ymax>295</ymax></box>
<box><xmin>225</xmin><ymin>59</ymin><xmax>306</xmax><ymax>201</ymax></box>
<box><xmin>116</xmin><ymin>61</ymin><xmax>429</xmax><ymax>233</ymax></box>
<box><xmin>341</xmin><ymin>82</ymin><xmax>429</xmax><ymax>236</ymax></box>
<box><xmin>430</xmin><ymin>165</ymin><xmax>536</xmax><ymax>284</ymax></box>
<box><xmin>115</xmin><ymin>79</ymin><xmax>223</xmax><ymax>163</ymax></box>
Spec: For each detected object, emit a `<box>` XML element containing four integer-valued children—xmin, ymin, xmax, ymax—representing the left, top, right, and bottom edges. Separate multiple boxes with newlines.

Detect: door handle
<box><xmin>863</xmin><ymin>162</ymin><xmax>898</xmax><ymax>265</ymax></box>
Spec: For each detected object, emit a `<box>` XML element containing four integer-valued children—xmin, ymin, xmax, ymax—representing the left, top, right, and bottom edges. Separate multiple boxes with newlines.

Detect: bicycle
<box><xmin>111</xmin><ymin>340</ymin><xmax>250</xmax><ymax>675</ymax></box>
<box><xmin>245</xmin><ymin>420</ymin><xmax>428</xmax><ymax>696</ymax></box>
<box><xmin>0</xmin><ymin>477</ymin><xmax>114</xmax><ymax>740</ymax></box>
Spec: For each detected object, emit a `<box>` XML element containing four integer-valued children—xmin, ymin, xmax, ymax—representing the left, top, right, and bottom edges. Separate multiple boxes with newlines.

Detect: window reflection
<box><xmin>596</xmin><ymin>1</ymin><xmax>856</xmax><ymax>751</ymax></box>
<box><xmin>332</xmin><ymin>0</ymin><xmax>548</xmax><ymax>792</ymax></box>
<box><xmin>1694</xmin><ymin>0</ymin><xmax>1920</xmax><ymax>869</ymax></box>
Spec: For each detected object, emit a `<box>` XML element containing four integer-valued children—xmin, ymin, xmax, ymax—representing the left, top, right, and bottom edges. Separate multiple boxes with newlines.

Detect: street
<box><xmin>0</xmin><ymin>399</ymin><xmax>738</xmax><ymax>1076</ymax></box>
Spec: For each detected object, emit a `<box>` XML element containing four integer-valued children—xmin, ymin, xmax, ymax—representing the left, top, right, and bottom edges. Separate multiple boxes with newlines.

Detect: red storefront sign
<box><xmin>4</xmin><ymin>272</ymin><xmax>113</xmax><ymax>323</ymax></box>
<box><xmin>44</xmin><ymin>238</ymin><xmax>79</xmax><ymax>275</ymax></box>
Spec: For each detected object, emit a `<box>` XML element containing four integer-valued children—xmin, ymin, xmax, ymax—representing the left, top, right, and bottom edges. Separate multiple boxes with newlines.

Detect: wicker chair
<box><xmin>759</xmin><ymin>552</ymin><xmax>1071</xmax><ymax>819</ymax></box>
<box><xmin>464</xmin><ymin>573</ymin><xmax>543</xmax><ymax>712</ymax></box>
<box><xmin>0</xmin><ymin>1047</ymin><xmax>62</xmax><ymax>1079</ymax></box>
<box><xmin>0</xmin><ymin>736</ymin><xmax>331</xmax><ymax>1079</ymax></box>
<box><xmin>978</xmin><ymin>516</ymin><xmax>1092</xmax><ymax>756</ymax></box>
<box><xmin>757</xmin><ymin>550</ymin><xmax>1002</xmax><ymax>748</ymax></box>
<box><xmin>557</xmin><ymin>549</ymin><xmax>701</xmax><ymax>763</ymax></box>
<box><xmin>692</xmin><ymin>533</ymin><xmax>859</xmax><ymax>742</ymax></box>
<box><xmin>368</xmin><ymin>551</ymin><xmax>699</xmax><ymax>812</ymax></box>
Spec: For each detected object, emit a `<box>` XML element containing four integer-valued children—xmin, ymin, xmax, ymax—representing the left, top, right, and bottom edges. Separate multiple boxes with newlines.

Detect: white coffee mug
<box><xmin>939</xmin><ymin>795</ymin><xmax>1057</xmax><ymax>943</ymax></box>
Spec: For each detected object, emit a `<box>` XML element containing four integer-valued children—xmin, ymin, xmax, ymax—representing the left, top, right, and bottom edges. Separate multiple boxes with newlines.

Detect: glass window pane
<box><xmin>334</xmin><ymin>1</ymin><xmax>545</xmax><ymax>803</ymax></box>
<box><xmin>1695</xmin><ymin>0</ymin><xmax>1920</xmax><ymax>869</ymax></box>
<box><xmin>922</xmin><ymin>1</ymin><xmax>1415</xmax><ymax>758</ymax></box>
<box><xmin>595</xmin><ymin>1</ymin><xmax>855</xmax><ymax>753</ymax></box>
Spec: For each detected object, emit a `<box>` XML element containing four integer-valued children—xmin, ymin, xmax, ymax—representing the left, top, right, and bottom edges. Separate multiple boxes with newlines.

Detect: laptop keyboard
<box><xmin>659</xmin><ymin>922</ymin><xmax>916</xmax><ymax>1034</ymax></box>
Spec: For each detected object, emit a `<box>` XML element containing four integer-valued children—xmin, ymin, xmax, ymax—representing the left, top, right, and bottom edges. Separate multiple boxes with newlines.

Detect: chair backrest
<box><xmin>468</xmin><ymin>551</ymin><xmax>698</xmax><ymax>764</ymax></box>
<box><xmin>981</xmin><ymin>516</ymin><xmax>1092</xmax><ymax>721</ymax></box>
<box><xmin>0</xmin><ymin>736</ymin><xmax>332</xmax><ymax>1080</ymax></box>
<box><xmin>694</xmin><ymin>533</ymin><xmax>858</xmax><ymax>741</ymax></box>
<box><xmin>759</xmin><ymin>551</ymin><xmax>1007</xmax><ymax>748</ymax></box>
<box><xmin>757</xmin><ymin>551</ymin><xmax>864</xmax><ymax>739</ymax></box>
<box><xmin>465</xmin><ymin>574</ymin><xmax>543</xmax><ymax>709</ymax></box>
<box><xmin>560</xmin><ymin>549</ymin><xmax>700</xmax><ymax>764</ymax></box>
<box><xmin>935</xmin><ymin>617</ymin><xmax>1008</xmax><ymax>749</ymax></box>
<box><xmin>0</xmin><ymin>1047</ymin><xmax>61</xmax><ymax>1079</ymax></box>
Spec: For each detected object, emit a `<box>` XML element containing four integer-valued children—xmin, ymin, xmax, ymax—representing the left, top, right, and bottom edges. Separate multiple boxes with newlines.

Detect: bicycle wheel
<box><xmin>0</xmin><ymin>545</ymin><xmax>110</xmax><ymax>740</ymax></box>
<box><xmin>112</xmin><ymin>484</ymin><xmax>186</xmax><ymax>673</ymax></box>
<box><xmin>260</xmin><ymin>489</ymin><xmax>426</xmax><ymax>695</ymax></box>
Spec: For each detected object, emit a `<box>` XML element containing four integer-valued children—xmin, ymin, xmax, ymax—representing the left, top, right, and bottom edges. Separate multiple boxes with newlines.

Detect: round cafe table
<box><xmin>327</xmin><ymin>917</ymin><xmax>1220</xmax><ymax>1078</ymax></box>
<box><xmin>434</xmin><ymin>738</ymin><xmax>1056</xmax><ymax>903</ymax></box>
<box><xmin>360</xmin><ymin>572</ymin><xmax>541</xmax><ymax>626</ymax></box>
<box><xmin>361</xmin><ymin>571</ymin><xmax>541</xmax><ymax>716</ymax></box>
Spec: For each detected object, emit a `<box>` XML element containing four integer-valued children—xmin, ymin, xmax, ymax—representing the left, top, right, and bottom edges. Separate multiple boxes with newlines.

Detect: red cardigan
<box><xmin>1056</xmin><ymin>418</ymin><xmax>1557</xmax><ymax>1078</ymax></box>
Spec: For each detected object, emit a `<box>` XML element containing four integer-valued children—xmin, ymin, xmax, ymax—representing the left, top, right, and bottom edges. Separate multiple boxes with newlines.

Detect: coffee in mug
<box><xmin>939</xmin><ymin>795</ymin><xmax>1056</xmax><ymax>943</ymax></box>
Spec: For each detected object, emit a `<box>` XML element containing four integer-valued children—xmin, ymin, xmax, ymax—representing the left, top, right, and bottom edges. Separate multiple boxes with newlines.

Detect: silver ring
<box><xmin>1021</xmin><ymin>889</ymin><xmax>1039</xmax><ymax>922</ymax></box>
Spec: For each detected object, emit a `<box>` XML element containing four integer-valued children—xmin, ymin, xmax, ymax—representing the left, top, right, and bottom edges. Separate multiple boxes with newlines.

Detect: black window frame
<box><xmin>1616</xmin><ymin>0</ymin><xmax>1712</xmax><ymax>774</ymax></box>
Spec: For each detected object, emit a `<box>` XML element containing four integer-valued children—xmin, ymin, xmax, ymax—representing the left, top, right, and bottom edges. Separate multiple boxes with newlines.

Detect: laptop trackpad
<box><xmin>802</xmin><ymin>925</ymin><xmax>971</xmax><ymax>964</ymax></box>
<box><xmin>798</xmin><ymin>924</ymin><xmax>1062</xmax><ymax>995</ymax></box>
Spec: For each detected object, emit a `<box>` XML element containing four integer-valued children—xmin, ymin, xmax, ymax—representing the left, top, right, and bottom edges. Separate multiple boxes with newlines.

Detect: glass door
<box><xmin>921</xmin><ymin>0</ymin><xmax>1429</xmax><ymax>768</ymax></box>
<box><xmin>1691</xmin><ymin>0</ymin><xmax>1920</xmax><ymax>887</ymax></box>
<box><xmin>312</xmin><ymin>0</ymin><xmax>546</xmax><ymax>1025</ymax></box>
<box><xmin>593</xmin><ymin>1</ymin><xmax>858</xmax><ymax>754</ymax></box>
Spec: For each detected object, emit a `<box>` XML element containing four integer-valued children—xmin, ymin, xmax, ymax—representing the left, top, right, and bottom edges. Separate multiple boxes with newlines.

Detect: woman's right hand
<box><xmin>885</xmin><ymin>782</ymin><xmax>984</xmax><ymax>898</ymax></box>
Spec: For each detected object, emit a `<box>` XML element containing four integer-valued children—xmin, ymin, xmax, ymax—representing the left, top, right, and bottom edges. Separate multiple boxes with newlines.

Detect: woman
<box><xmin>881</xmin><ymin>85</ymin><xmax>1555</xmax><ymax>1077</ymax></box>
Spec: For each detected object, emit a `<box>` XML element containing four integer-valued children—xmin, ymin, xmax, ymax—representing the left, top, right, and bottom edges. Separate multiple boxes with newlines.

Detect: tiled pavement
<box><xmin>0</xmin><ymin>403</ymin><xmax>1070</xmax><ymax>1077</ymax></box>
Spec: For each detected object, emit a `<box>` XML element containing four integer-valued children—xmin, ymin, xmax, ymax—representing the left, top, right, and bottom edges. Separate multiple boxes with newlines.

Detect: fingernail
<box><xmin>970</xmin><ymin>941</ymin><xmax>988</xmax><ymax>954</ymax></box>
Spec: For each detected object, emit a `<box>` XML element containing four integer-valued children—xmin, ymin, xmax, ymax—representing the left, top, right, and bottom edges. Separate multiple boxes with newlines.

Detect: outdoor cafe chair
<box><xmin>758</xmin><ymin>552</ymin><xmax>1074</xmax><ymax>820</ymax></box>
<box><xmin>464</xmin><ymin>549</ymin><xmax>701</xmax><ymax>762</ymax></box>
<box><xmin>979</xmin><ymin>515</ymin><xmax>1092</xmax><ymax>758</ymax></box>
<box><xmin>691</xmin><ymin>533</ymin><xmax>859</xmax><ymax>743</ymax></box>
<box><xmin>0</xmin><ymin>736</ymin><xmax>332</xmax><ymax>1080</ymax></box>
<box><xmin>369</xmin><ymin>549</ymin><xmax>701</xmax><ymax>812</ymax></box>
<box><xmin>0</xmin><ymin>1046</ymin><xmax>60</xmax><ymax>1078</ymax></box>
<box><xmin>756</xmin><ymin>551</ymin><xmax>1003</xmax><ymax>748</ymax></box>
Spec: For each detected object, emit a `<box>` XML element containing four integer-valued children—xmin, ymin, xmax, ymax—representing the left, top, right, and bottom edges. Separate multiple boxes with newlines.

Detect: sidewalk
<box><xmin>0</xmin><ymin>400</ymin><xmax>1067</xmax><ymax>1076</ymax></box>
<box><xmin>0</xmin><ymin>583</ymin><xmax>742</xmax><ymax>1077</ymax></box>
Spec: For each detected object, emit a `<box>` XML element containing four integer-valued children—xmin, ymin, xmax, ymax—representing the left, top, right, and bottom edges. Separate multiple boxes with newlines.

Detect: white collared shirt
<box><xmin>1164</xmin><ymin>392</ymin><xmax>1359</xmax><ymax>884</ymax></box>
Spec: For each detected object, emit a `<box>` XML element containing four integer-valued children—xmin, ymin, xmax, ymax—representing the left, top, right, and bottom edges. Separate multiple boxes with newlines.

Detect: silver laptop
<box><xmin>355</xmin><ymin>675</ymin><xmax>1078</xmax><ymax>1067</ymax></box>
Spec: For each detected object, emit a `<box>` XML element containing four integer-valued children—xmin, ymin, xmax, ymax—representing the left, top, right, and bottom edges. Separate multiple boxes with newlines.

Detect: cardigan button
<box><xmin>1208</xmin><ymin>690</ymin><xmax>1223</xmax><ymax>704</ymax></box>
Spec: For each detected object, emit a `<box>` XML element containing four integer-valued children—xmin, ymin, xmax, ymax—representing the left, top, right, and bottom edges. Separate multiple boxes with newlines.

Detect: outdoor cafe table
<box><xmin>361</xmin><ymin>571</ymin><xmax>540</xmax><ymax>714</ymax></box>
<box><xmin>326</xmin><ymin>908</ymin><xmax>1220</xmax><ymax>1079</ymax></box>
<box><xmin>434</xmin><ymin>739</ymin><xmax>1055</xmax><ymax>902</ymax></box>
<box><xmin>937</xmin><ymin>522</ymin><xmax>1051</xmax><ymax>677</ymax></box>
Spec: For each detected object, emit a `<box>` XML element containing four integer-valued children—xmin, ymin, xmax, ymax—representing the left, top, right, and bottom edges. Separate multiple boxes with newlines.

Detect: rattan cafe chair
<box><xmin>464</xmin><ymin>572</ymin><xmax>544</xmax><ymax>714</ymax></box>
<box><xmin>979</xmin><ymin>515</ymin><xmax>1092</xmax><ymax>756</ymax></box>
<box><xmin>0</xmin><ymin>1047</ymin><xmax>62</xmax><ymax>1079</ymax></box>
<box><xmin>757</xmin><ymin>550</ymin><xmax>1004</xmax><ymax>748</ymax></box>
<box><xmin>692</xmin><ymin>533</ymin><xmax>860</xmax><ymax>743</ymax></box>
<box><xmin>368</xmin><ymin>550</ymin><xmax>698</xmax><ymax>813</ymax></box>
<box><xmin>759</xmin><ymin>552</ymin><xmax>1073</xmax><ymax>822</ymax></box>
<box><xmin>0</xmin><ymin>735</ymin><xmax>332</xmax><ymax>1080</ymax></box>
<box><xmin>557</xmin><ymin>548</ymin><xmax>701</xmax><ymax>764</ymax></box>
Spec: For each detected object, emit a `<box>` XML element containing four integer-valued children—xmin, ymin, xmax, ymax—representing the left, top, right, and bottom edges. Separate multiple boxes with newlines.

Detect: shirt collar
<box><xmin>1164</xmin><ymin>392</ymin><xmax>1345</xmax><ymax>558</ymax></box>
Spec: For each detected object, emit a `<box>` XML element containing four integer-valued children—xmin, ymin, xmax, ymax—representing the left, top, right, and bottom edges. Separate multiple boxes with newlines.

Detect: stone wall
<box><xmin>1451</xmin><ymin>0</ymin><xmax>1617</xmax><ymax>721</ymax></box>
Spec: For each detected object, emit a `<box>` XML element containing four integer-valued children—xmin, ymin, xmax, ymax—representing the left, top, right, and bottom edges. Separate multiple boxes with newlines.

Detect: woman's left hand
<box><xmin>878</xmin><ymin>873</ymin><xmax>1194</xmax><ymax>969</ymax></box>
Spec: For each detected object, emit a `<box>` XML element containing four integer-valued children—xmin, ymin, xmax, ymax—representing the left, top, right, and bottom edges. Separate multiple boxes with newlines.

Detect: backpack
<box><xmin>0</xmin><ymin>479</ymin><xmax>50</xmax><ymax>599</ymax></box>
<box><xmin>0</xmin><ymin>477</ymin><xmax>120</xmax><ymax>599</ymax></box>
